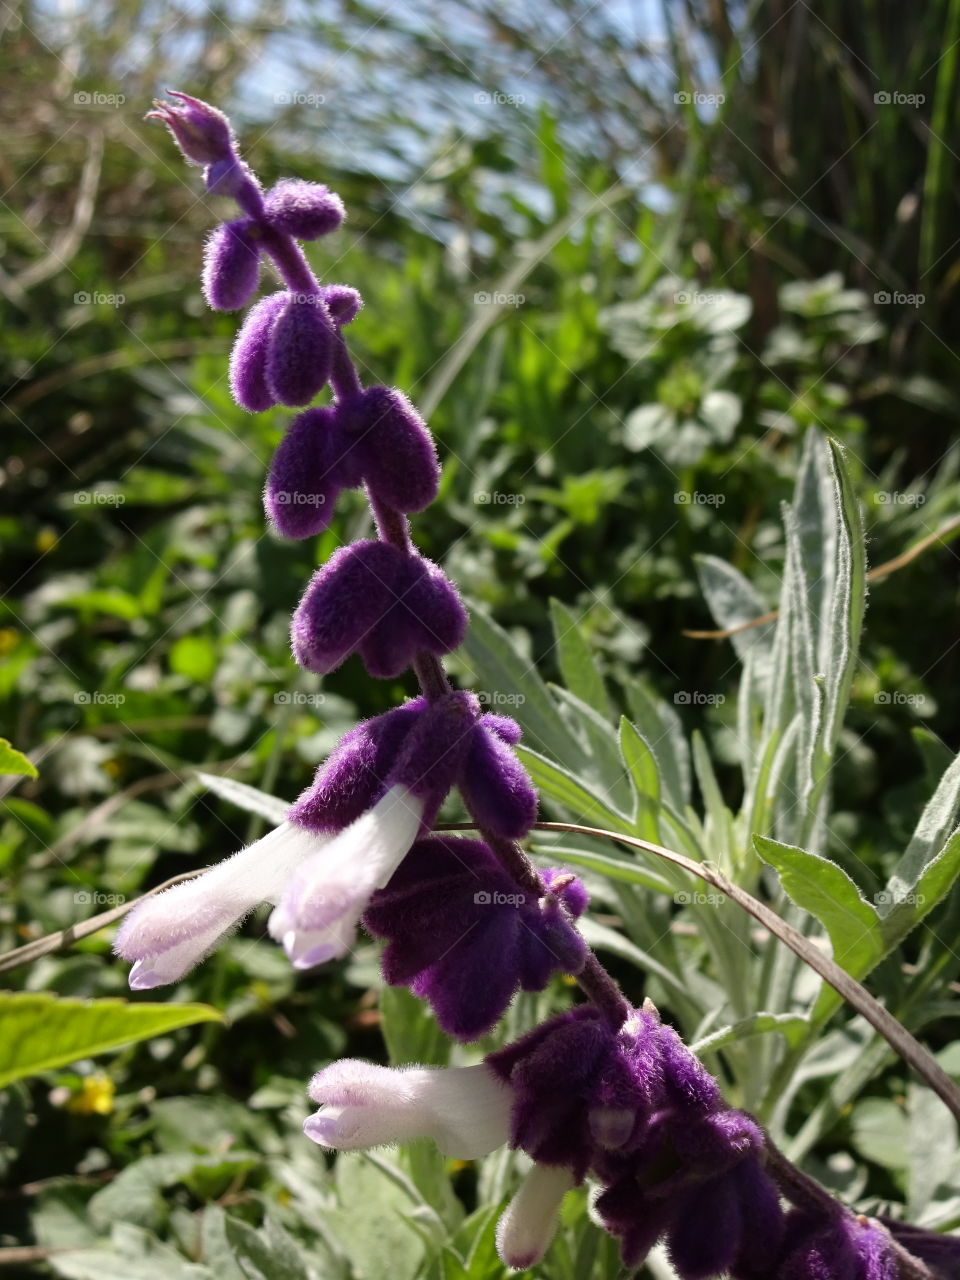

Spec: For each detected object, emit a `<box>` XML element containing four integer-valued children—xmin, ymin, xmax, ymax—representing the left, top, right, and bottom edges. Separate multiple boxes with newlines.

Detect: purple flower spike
<box><xmin>230</xmin><ymin>291</ymin><xmax>286</xmax><ymax>411</ymax></box>
<box><xmin>264</xmin><ymin>178</ymin><xmax>346</xmax><ymax>240</ymax></box>
<box><xmin>361</xmin><ymin>552</ymin><xmax>466</xmax><ymax>678</ymax></box>
<box><xmin>202</xmin><ymin>220</ymin><xmax>261</xmax><ymax>311</ymax></box>
<box><xmin>290</xmin><ymin>698</ymin><xmax>427</xmax><ymax>833</ymax></box>
<box><xmin>265</xmin><ymin>292</ymin><xmax>335</xmax><ymax>407</ymax></box>
<box><xmin>364</xmin><ymin>836</ymin><xmax>587</xmax><ymax>1041</ymax></box>
<box><xmin>340</xmin><ymin>386</ymin><xmax>440</xmax><ymax>514</ymax></box>
<box><xmin>148</xmin><ymin>90</ymin><xmax>235</xmax><ymax>166</ymax></box>
<box><xmin>291</xmin><ymin>540</ymin><xmax>399</xmax><ymax>674</ymax></box>
<box><xmin>265</xmin><ymin>407</ymin><xmax>344</xmax><ymax>538</ymax></box>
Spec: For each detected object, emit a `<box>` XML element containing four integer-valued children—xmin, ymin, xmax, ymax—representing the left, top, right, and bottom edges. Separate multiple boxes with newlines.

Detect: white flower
<box><xmin>304</xmin><ymin>1059</ymin><xmax>512</xmax><ymax>1159</ymax></box>
<box><xmin>114</xmin><ymin>821</ymin><xmax>324</xmax><ymax>989</ymax></box>
<box><xmin>268</xmin><ymin>784</ymin><xmax>424</xmax><ymax>969</ymax></box>
<box><xmin>496</xmin><ymin>1162</ymin><xmax>576</xmax><ymax>1271</ymax></box>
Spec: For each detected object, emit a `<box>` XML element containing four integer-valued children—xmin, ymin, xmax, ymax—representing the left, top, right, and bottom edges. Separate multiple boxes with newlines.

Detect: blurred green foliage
<box><xmin>2</xmin><ymin>0</ymin><xmax>960</xmax><ymax>1274</ymax></box>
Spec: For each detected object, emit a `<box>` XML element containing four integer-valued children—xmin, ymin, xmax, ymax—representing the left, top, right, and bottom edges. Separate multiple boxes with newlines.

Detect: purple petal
<box><xmin>291</xmin><ymin>540</ymin><xmax>398</xmax><ymax>674</ymax></box>
<box><xmin>202</xmin><ymin>219</ymin><xmax>261</xmax><ymax>311</ymax></box>
<box><xmin>266</xmin><ymin>292</ymin><xmax>335</xmax><ymax>406</ymax></box>
<box><xmin>459</xmin><ymin>719</ymin><xmax>537</xmax><ymax>840</ymax></box>
<box><xmin>229</xmin><ymin>291</ymin><xmax>286</xmax><ymax>412</ymax></box>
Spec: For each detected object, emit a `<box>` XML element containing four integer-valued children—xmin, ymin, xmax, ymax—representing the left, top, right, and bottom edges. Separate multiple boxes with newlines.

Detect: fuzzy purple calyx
<box><xmin>264</xmin><ymin>385</ymin><xmax>439</xmax><ymax>539</ymax></box>
<box><xmin>290</xmin><ymin>696</ymin><xmax>537</xmax><ymax>843</ymax></box>
<box><xmin>202</xmin><ymin>219</ymin><xmax>261</xmax><ymax>311</ymax></box>
<box><xmin>363</xmin><ymin>835</ymin><xmax>587</xmax><ymax>1041</ymax></box>
<box><xmin>264</xmin><ymin>178</ymin><xmax>346</xmax><ymax>240</ymax></box>
<box><xmin>291</xmin><ymin>540</ymin><xmax>467</xmax><ymax>679</ymax></box>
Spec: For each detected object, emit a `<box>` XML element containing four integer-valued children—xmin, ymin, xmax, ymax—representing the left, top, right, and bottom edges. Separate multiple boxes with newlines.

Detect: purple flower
<box><xmin>148</xmin><ymin>90</ymin><xmax>235</xmax><ymax>166</ymax></box>
<box><xmin>230</xmin><ymin>291</ymin><xmax>287</xmax><ymax>412</ymax></box>
<box><xmin>291</xmin><ymin>540</ymin><xmax>467</xmax><ymax>679</ymax></box>
<box><xmin>290</xmin><ymin>698</ymin><xmax>429</xmax><ymax>832</ymax></box>
<box><xmin>264</xmin><ymin>178</ymin><xmax>345</xmax><ymax>240</ymax></box>
<box><xmin>202</xmin><ymin>220</ymin><xmax>261</xmax><ymax>312</ymax></box>
<box><xmin>777</xmin><ymin>1215</ymin><xmax>898</xmax><ymax>1280</ymax></box>
<box><xmin>265</xmin><ymin>291</ymin><xmax>335</xmax><ymax>406</ymax></box>
<box><xmin>304</xmin><ymin>1059</ymin><xmax>511</xmax><ymax>1157</ymax></box>
<box><xmin>290</xmin><ymin>695</ymin><xmax>537</xmax><ymax>842</ymax></box>
<box><xmin>264</xmin><ymin>386</ymin><xmax>440</xmax><ymax>539</ymax></box>
<box><xmin>337</xmin><ymin>385</ymin><xmax>440</xmax><ymax>514</ymax></box>
<box><xmin>264</xmin><ymin>406</ymin><xmax>348</xmax><ymax>539</ymax></box>
<box><xmin>364</xmin><ymin>836</ymin><xmax>587</xmax><ymax>1041</ymax></box>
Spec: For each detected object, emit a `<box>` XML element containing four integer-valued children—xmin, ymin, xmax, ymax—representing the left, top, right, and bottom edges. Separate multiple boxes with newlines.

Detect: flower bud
<box><xmin>264</xmin><ymin>178</ymin><xmax>345</xmax><ymax>239</ymax></box>
<box><xmin>266</xmin><ymin>293</ymin><xmax>334</xmax><ymax>406</ymax></box>
<box><xmin>202</xmin><ymin>220</ymin><xmax>261</xmax><ymax>311</ymax></box>
<box><xmin>229</xmin><ymin>291</ymin><xmax>286</xmax><ymax>412</ymax></box>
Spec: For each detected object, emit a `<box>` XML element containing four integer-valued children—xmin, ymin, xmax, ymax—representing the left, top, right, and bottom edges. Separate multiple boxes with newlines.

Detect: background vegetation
<box><xmin>2</xmin><ymin>0</ymin><xmax>960</xmax><ymax>1275</ymax></box>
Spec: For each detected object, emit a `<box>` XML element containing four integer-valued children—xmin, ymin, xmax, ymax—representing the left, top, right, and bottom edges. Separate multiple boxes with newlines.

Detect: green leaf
<box><xmin>462</xmin><ymin>608</ymin><xmax>581</xmax><ymax>763</ymax></box>
<box><xmin>690</xmin><ymin>1012</ymin><xmax>810</xmax><ymax>1055</ymax></box>
<box><xmin>516</xmin><ymin>745</ymin><xmax>631</xmax><ymax>831</ymax></box>
<box><xmin>753</xmin><ymin>835</ymin><xmax>884</xmax><ymax>1011</ymax></box>
<box><xmin>549</xmin><ymin>600</ymin><xmax>613</xmax><ymax>721</ymax></box>
<box><xmin>170</xmin><ymin>634</ymin><xmax>218</xmax><ymax>682</ymax></box>
<box><xmin>625</xmin><ymin>680</ymin><xmax>690</xmax><ymax>809</ymax></box>
<box><xmin>0</xmin><ymin>993</ymin><xmax>223</xmax><ymax>1088</ymax></box>
<box><xmin>619</xmin><ymin>717</ymin><xmax>660</xmax><ymax>840</ymax></box>
<box><xmin>224</xmin><ymin>1214</ymin><xmax>311</xmax><ymax>1280</ymax></box>
<box><xmin>0</xmin><ymin>737</ymin><xmax>37</xmax><ymax>778</ymax></box>
<box><xmin>851</xmin><ymin>1097</ymin><xmax>909</xmax><ymax>1172</ymax></box>
<box><xmin>196</xmin><ymin>772</ymin><xmax>288</xmax><ymax>825</ymax></box>
<box><xmin>883</xmin><ymin>749</ymin><xmax>960</xmax><ymax>910</ymax></box>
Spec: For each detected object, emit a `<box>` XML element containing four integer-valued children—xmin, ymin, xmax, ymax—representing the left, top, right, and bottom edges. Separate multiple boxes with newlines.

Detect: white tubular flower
<box><xmin>496</xmin><ymin>1163</ymin><xmax>577</xmax><ymax>1271</ymax></box>
<box><xmin>304</xmin><ymin>1060</ymin><xmax>512</xmax><ymax>1160</ymax></box>
<box><xmin>268</xmin><ymin>784</ymin><xmax>424</xmax><ymax>969</ymax></box>
<box><xmin>114</xmin><ymin>821</ymin><xmax>325</xmax><ymax>990</ymax></box>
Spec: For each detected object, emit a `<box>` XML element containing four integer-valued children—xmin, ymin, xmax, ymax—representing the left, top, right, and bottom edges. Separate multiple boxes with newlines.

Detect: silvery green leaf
<box><xmin>196</xmin><ymin>772</ymin><xmax>288</xmax><ymax>825</ymax></box>
<box><xmin>883</xmin><ymin>749</ymin><xmax>960</xmax><ymax>911</ymax></box>
<box><xmin>463</xmin><ymin>607</ymin><xmax>583</xmax><ymax>765</ymax></box>
<box><xmin>695</xmin><ymin>553</ymin><xmax>775</xmax><ymax>679</ymax></box>
<box><xmin>550</xmin><ymin>685</ymin><xmax>633</xmax><ymax>812</ymax></box>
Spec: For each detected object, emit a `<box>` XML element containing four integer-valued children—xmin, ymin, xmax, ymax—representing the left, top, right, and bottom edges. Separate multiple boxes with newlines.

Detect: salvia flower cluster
<box><xmin>113</xmin><ymin>93</ymin><xmax>955</xmax><ymax>1277</ymax></box>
